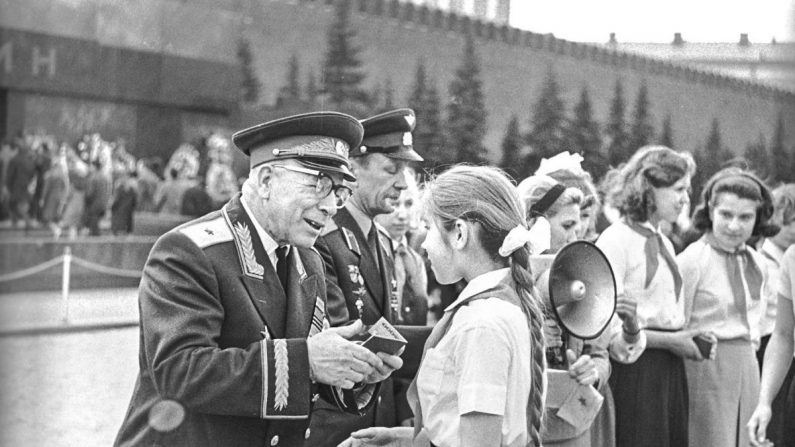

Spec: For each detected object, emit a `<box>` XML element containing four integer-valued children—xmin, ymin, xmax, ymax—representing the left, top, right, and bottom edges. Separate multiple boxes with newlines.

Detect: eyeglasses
<box><xmin>272</xmin><ymin>164</ymin><xmax>352</xmax><ymax>208</ymax></box>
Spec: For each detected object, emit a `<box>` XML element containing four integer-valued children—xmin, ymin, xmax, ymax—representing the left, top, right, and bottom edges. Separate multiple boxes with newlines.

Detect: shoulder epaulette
<box><xmin>341</xmin><ymin>227</ymin><xmax>361</xmax><ymax>256</ymax></box>
<box><xmin>179</xmin><ymin>216</ymin><xmax>233</xmax><ymax>249</ymax></box>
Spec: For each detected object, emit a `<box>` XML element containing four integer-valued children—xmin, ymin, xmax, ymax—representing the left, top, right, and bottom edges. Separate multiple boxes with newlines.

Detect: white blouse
<box><xmin>597</xmin><ymin>220</ymin><xmax>685</xmax><ymax>330</ymax></box>
<box><xmin>417</xmin><ymin>268</ymin><xmax>533</xmax><ymax>447</ymax></box>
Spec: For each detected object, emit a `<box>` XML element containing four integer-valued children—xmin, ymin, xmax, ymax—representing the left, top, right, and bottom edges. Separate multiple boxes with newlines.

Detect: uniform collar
<box><xmin>241</xmin><ymin>196</ymin><xmax>284</xmax><ymax>269</ymax></box>
<box><xmin>445</xmin><ymin>268</ymin><xmax>511</xmax><ymax>312</ymax></box>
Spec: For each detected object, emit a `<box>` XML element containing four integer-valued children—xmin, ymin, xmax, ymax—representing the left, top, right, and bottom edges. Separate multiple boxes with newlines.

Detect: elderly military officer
<box><xmin>115</xmin><ymin>112</ymin><xmax>402</xmax><ymax>447</ymax></box>
<box><xmin>308</xmin><ymin>109</ymin><xmax>426</xmax><ymax>446</ymax></box>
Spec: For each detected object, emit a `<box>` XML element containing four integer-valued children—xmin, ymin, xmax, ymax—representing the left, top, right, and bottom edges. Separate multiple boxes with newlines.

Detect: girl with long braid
<box><xmin>339</xmin><ymin>165</ymin><xmax>547</xmax><ymax>446</ymax></box>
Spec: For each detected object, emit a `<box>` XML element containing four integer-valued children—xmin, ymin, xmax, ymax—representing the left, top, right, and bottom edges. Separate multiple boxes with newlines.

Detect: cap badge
<box><xmin>402</xmin><ymin>132</ymin><xmax>413</xmax><ymax>146</ymax></box>
<box><xmin>404</xmin><ymin>114</ymin><xmax>415</xmax><ymax>127</ymax></box>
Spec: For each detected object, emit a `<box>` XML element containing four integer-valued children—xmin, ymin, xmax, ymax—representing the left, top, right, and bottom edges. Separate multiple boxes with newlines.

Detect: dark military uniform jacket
<box><xmin>308</xmin><ymin>207</ymin><xmax>399</xmax><ymax>446</ymax></box>
<box><xmin>115</xmin><ymin>195</ymin><xmax>366</xmax><ymax>447</ymax></box>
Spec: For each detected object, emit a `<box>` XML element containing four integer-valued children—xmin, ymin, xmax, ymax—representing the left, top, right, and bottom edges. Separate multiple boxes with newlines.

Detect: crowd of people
<box><xmin>20</xmin><ymin>107</ymin><xmax>784</xmax><ymax>447</ymax></box>
<box><xmin>0</xmin><ymin>131</ymin><xmax>240</xmax><ymax>238</ymax></box>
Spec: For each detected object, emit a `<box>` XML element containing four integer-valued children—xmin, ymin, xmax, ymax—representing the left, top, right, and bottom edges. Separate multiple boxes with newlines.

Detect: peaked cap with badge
<box><xmin>233</xmin><ymin>111</ymin><xmax>362</xmax><ymax>181</ymax></box>
<box><xmin>116</xmin><ymin>111</ymin><xmax>378</xmax><ymax>447</ymax></box>
<box><xmin>351</xmin><ymin>108</ymin><xmax>423</xmax><ymax>162</ymax></box>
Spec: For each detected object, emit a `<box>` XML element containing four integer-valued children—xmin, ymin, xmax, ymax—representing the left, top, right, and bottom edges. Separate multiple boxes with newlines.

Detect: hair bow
<box><xmin>498</xmin><ymin>218</ymin><xmax>552</xmax><ymax>257</ymax></box>
<box><xmin>536</xmin><ymin>151</ymin><xmax>585</xmax><ymax>176</ymax></box>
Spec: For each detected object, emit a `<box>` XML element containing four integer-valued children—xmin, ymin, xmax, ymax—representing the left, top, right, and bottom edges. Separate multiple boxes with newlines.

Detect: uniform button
<box><xmin>404</xmin><ymin>306</ymin><xmax>410</xmax><ymax>312</ymax></box>
<box><xmin>305</xmin><ymin>428</ymin><xmax>311</xmax><ymax>439</ymax></box>
<box><xmin>270</xmin><ymin>435</ymin><xmax>279</xmax><ymax>446</ymax></box>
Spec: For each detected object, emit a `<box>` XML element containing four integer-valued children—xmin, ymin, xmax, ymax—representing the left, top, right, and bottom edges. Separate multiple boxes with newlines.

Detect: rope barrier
<box><xmin>0</xmin><ymin>254</ymin><xmax>142</xmax><ymax>282</ymax></box>
<box><xmin>70</xmin><ymin>257</ymin><xmax>142</xmax><ymax>279</ymax></box>
<box><xmin>0</xmin><ymin>255</ymin><xmax>66</xmax><ymax>283</ymax></box>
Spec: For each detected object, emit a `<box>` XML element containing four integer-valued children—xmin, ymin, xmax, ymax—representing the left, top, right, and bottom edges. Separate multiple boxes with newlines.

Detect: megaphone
<box><xmin>530</xmin><ymin>240</ymin><xmax>617</xmax><ymax>341</ymax></box>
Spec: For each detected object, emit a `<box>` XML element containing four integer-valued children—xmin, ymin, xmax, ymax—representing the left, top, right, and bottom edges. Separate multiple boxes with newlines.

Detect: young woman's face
<box><xmin>710</xmin><ymin>192</ymin><xmax>758</xmax><ymax>250</ymax></box>
<box><xmin>548</xmin><ymin>203</ymin><xmax>581</xmax><ymax>252</ymax></box>
<box><xmin>650</xmin><ymin>176</ymin><xmax>691</xmax><ymax>224</ymax></box>
<box><xmin>420</xmin><ymin>217</ymin><xmax>460</xmax><ymax>285</ymax></box>
<box><xmin>577</xmin><ymin>204</ymin><xmax>595</xmax><ymax>240</ymax></box>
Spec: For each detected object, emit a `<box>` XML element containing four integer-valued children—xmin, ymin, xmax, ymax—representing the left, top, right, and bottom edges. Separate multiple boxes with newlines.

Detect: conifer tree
<box><xmin>694</xmin><ymin>118</ymin><xmax>728</xmax><ymax>198</ymax></box>
<box><xmin>277</xmin><ymin>54</ymin><xmax>301</xmax><ymax>105</ymax></box>
<box><xmin>445</xmin><ymin>33</ymin><xmax>489</xmax><ymax>165</ymax></box>
<box><xmin>770</xmin><ymin>114</ymin><xmax>790</xmax><ymax>183</ymax></box>
<box><xmin>605</xmin><ymin>79</ymin><xmax>630</xmax><ymax>167</ymax></box>
<box><xmin>526</xmin><ymin>66</ymin><xmax>566</xmax><ymax>165</ymax></box>
<box><xmin>566</xmin><ymin>86</ymin><xmax>606</xmax><ymax>180</ymax></box>
<box><xmin>500</xmin><ymin>115</ymin><xmax>525</xmax><ymax>181</ymax></box>
<box><xmin>237</xmin><ymin>38</ymin><xmax>261</xmax><ymax>104</ymax></box>
<box><xmin>659</xmin><ymin>114</ymin><xmax>674</xmax><ymax>148</ymax></box>
<box><xmin>370</xmin><ymin>77</ymin><xmax>395</xmax><ymax>114</ymax></box>
<box><xmin>744</xmin><ymin>133</ymin><xmax>768</xmax><ymax>178</ymax></box>
<box><xmin>306</xmin><ymin>70</ymin><xmax>318</xmax><ymax>104</ymax></box>
<box><xmin>321</xmin><ymin>0</ymin><xmax>370</xmax><ymax>114</ymax></box>
<box><xmin>628</xmin><ymin>82</ymin><xmax>655</xmax><ymax>153</ymax></box>
<box><xmin>408</xmin><ymin>59</ymin><xmax>446</xmax><ymax>172</ymax></box>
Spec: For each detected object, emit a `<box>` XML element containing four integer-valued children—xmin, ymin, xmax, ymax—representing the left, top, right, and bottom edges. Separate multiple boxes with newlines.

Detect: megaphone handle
<box><xmin>545</xmin><ymin>338</ymin><xmax>568</xmax><ymax>369</ymax></box>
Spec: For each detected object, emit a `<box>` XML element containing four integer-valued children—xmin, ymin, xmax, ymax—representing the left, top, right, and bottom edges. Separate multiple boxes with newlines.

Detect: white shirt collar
<box><xmin>445</xmin><ymin>268</ymin><xmax>511</xmax><ymax>312</ymax></box>
<box><xmin>761</xmin><ymin>238</ymin><xmax>785</xmax><ymax>264</ymax></box>
<box><xmin>241</xmin><ymin>197</ymin><xmax>284</xmax><ymax>269</ymax></box>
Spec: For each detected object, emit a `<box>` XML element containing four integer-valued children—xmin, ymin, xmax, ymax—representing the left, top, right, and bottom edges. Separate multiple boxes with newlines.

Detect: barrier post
<box><xmin>61</xmin><ymin>246</ymin><xmax>71</xmax><ymax>324</ymax></box>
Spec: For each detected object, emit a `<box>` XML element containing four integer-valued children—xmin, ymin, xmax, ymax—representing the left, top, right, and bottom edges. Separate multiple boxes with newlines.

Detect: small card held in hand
<box><xmin>360</xmin><ymin>317</ymin><xmax>407</xmax><ymax>356</ymax></box>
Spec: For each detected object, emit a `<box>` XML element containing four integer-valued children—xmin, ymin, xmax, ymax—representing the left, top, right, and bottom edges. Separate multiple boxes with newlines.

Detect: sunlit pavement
<box><xmin>0</xmin><ymin>288</ymin><xmax>141</xmax><ymax>446</ymax></box>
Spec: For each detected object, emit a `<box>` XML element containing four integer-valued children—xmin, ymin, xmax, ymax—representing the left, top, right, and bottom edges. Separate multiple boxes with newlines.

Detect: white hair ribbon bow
<box><xmin>536</xmin><ymin>151</ymin><xmax>585</xmax><ymax>176</ymax></box>
<box><xmin>498</xmin><ymin>218</ymin><xmax>552</xmax><ymax>257</ymax></box>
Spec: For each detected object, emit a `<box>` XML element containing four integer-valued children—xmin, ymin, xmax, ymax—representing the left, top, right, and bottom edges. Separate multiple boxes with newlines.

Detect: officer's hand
<box><xmin>566</xmin><ymin>350</ymin><xmax>599</xmax><ymax>386</ymax></box>
<box><xmin>543</xmin><ymin>318</ymin><xmax>563</xmax><ymax>348</ymax></box>
<box><xmin>307</xmin><ymin>320</ymin><xmax>382</xmax><ymax>389</ymax></box>
<box><xmin>363</xmin><ymin>349</ymin><xmax>404</xmax><ymax>384</ymax></box>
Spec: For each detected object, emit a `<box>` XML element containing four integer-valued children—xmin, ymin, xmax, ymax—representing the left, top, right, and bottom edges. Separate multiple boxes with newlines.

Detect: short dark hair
<box><xmin>691</xmin><ymin>167</ymin><xmax>779</xmax><ymax>238</ymax></box>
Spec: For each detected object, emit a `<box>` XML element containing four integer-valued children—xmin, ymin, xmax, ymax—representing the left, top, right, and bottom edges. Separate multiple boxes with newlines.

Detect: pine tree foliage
<box><xmin>566</xmin><ymin>86</ymin><xmax>606</xmax><ymax>180</ymax></box>
<box><xmin>769</xmin><ymin>114</ymin><xmax>791</xmax><ymax>183</ymax></box>
<box><xmin>306</xmin><ymin>70</ymin><xmax>318</xmax><ymax>104</ymax></box>
<box><xmin>237</xmin><ymin>38</ymin><xmax>261</xmax><ymax>104</ymax></box>
<box><xmin>526</xmin><ymin>66</ymin><xmax>567</xmax><ymax>164</ymax></box>
<box><xmin>694</xmin><ymin>118</ymin><xmax>728</xmax><ymax>198</ymax></box>
<box><xmin>500</xmin><ymin>115</ymin><xmax>525</xmax><ymax>181</ymax></box>
<box><xmin>744</xmin><ymin>133</ymin><xmax>768</xmax><ymax>178</ymax></box>
<box><xmin>605</xmin><ymin>79</ymin><xmax>630</xmax><ymax>167</ymax></box>
<box><xmin>321</xmin><ymin>0</ymin><xmax>370</xmax><ymax>114</ymax></box>
<box><xmin>628</xmin><ymin>82</ymin><xmax>655</xmax><ymax>153</ymax></box>
<box><xmin>277</xmin><ymin>54</ymin><xmax>301</xmax><ymax>104</ymax></box>
<box><xmin>445</xmin><ymin>33</ymin><xmax>489</xmax><ymax>165</ymax></box>
<box><xmin>370</xmin><ymin>77</ymin><xmax>395</xmax><ymax>114</ymax></box>
<box><xmin>408</xmin><ymin>59</ymin><xmax>446</xmax><ymax>173</ymax></box>
<box><xmin>659</xmin><ymin>114</ymin><xmax>674</xmax><ymax>148</ymax></box>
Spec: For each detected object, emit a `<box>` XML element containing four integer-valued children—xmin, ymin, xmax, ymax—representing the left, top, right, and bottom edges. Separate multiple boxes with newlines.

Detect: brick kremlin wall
<box><xmin>245</xmin><ymin>0</ymin><xmax>795</xmax><ymax>161</ymax></box>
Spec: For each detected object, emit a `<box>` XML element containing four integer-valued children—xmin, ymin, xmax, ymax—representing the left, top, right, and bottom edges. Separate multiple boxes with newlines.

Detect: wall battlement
<box><xmin>301</xmin><ymin>0</ymin><xmax>792</xmax><ymax>102</ymax></box>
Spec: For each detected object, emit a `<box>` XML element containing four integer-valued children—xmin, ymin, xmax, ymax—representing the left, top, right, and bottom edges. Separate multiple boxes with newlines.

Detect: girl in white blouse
<box><xmin>595</xmin><ymin>146</ymin><xmax>699</xmax><ymax>447</ymax></box>
<box><xmin>679</xmin><ymin>167</ymin><xmax>778</xmax><ymax>447</ymax></box>
<box><xmin>339</xmin><ymin>165</ymin><xmax>547</xmax><ymax>447</ymax></box>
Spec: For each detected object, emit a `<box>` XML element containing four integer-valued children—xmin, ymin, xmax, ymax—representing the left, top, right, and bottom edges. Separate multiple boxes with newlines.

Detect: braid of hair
<box><xmin>510</xmin><ymin>245</ymin><xmax>546</xmax><ymax>446</ymax></box>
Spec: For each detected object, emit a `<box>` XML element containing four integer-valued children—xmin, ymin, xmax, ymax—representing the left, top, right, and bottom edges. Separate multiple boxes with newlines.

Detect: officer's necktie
<box><xmin>626</xmin><ymin>220</ymin><xmax>683</xmax><ymax>300</ymax></box>
<box><xmin>704</xmin><ymin>234</ymin><xmax>763</xmax><ymax>314</ymax></box>
<box><xmin>367</xmin><ymin>223</ymin><xmax>381</xmax><ymax>269</ymax></box>
<box><xmin>276</xmin><ymin>246</ymin><xmax>289</xmax><ymax>291</ymax></box>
